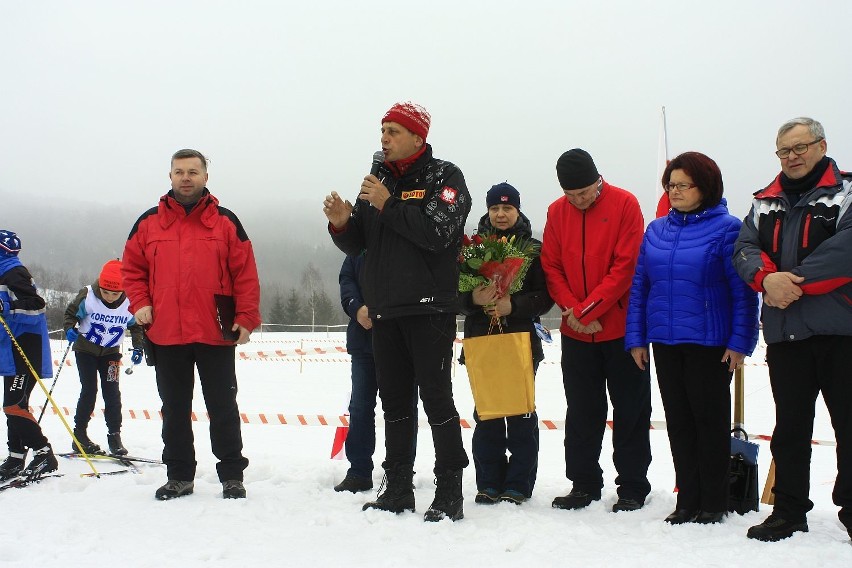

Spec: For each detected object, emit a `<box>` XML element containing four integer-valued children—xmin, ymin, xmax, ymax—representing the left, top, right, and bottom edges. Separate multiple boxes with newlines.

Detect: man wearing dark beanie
<box><xmin>323</xmin><ymin>101</ymin><xmax>471</xmax><ymax>523</ymax></box>
<box><xmin>541</xmin><ymin>148</ymin><xmax>652</xmax><ymax>513</ymax></box>
<box><xmin>735</xmin><ymin>117</ymin><xmax>852</xmax><ymax>543</ymax></box>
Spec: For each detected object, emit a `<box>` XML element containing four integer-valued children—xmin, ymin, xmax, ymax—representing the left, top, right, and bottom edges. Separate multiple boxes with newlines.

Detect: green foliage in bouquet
<box><xmin>458</xmin><ymin>232</ymin><xmax>540</xmax><ymax>295</ymax></box>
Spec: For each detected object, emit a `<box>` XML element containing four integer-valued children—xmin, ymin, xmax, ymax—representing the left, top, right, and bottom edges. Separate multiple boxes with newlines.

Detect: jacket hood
<box><xmin>158</xmin><ymin>189</ymin><xmax>219</xmax><ymax>229</ymax></box>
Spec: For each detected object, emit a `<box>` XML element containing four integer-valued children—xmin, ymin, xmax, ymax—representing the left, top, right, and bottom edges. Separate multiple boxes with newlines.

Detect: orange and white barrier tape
<box><xmin>29</xmin><ymin>406</ymin><xmax>836</xmax><ymax>446</ymax></box>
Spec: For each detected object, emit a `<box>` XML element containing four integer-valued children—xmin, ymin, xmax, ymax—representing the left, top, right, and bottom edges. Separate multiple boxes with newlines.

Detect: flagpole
<box><xmin>655</xmin><ymin>106</ymin><xmax>671</xmax><ymax>219</ymax></box>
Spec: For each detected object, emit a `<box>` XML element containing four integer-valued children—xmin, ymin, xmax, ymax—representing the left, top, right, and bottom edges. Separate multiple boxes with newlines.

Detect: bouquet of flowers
<box><xmin>458</xmin><ymin>232</ymin><xmax>540</xmax><ymax>297</ymax></box>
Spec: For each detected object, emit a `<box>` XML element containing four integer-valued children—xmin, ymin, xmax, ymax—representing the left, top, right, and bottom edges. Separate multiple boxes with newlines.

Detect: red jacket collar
<box><xmin>387</xmin><ymin>145</ymin><xmax>427</xmax><ymax>177</ymax></box>
<box><xmin>159</xmin><ymin>189</ymin><xmax>219</xmax><ymax>228</ymax></box>
<box><xmin>755</xmin><ymin>158</ymin><xmax>842</xmax><ymax>199</ymax></box>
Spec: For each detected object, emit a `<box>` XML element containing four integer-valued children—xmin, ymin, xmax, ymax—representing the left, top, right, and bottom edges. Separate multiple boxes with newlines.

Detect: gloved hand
<box><xmin>66</xmin><ymin>328</ymin><xmax>79</xmax><ymax>342</ymax></box>
<box><xmin>130</xmin><ymin>348</ymin><xmax>143</xmax><ymax>365</ymax></box>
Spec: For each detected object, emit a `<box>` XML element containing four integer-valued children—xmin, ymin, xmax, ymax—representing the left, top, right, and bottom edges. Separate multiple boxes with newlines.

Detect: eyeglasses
<box><xmin>664</xmin><ymin>182</ymin><xmax>696</xmax><ymax>193</ymax></box>
<box><xmin>775</xmin><ymin>138</ymin><xmax>823</xmax><ymax>159</ymax></box>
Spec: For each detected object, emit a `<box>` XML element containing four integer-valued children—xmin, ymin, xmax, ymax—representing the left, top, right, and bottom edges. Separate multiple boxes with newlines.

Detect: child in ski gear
<box><xmin>0</xmin><ymin>229</ymin><xmax>58</xmax><ymax>481</ymax></box>
<box><xmin>64</xmin><ymin>259</ymin><xmax>144</xmax><ymax>456</ymax></box>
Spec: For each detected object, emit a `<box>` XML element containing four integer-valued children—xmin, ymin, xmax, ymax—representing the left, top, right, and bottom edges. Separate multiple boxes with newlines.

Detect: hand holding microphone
<box><xmin>359</xmin><ymin>150</ymin><xmax>390</xmax><ymax>210</ymax></box>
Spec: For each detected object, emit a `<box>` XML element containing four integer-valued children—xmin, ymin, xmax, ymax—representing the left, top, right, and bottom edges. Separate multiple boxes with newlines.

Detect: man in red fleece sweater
<box><xmin>541</xmin><ymin>148</ymin><xmax>652</xmax><ymax>514</ymax></box>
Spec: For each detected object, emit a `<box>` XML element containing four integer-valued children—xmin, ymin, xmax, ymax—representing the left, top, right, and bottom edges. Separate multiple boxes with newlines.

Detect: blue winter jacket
<box><xmin>625</xmin><ymin>200</ymin><xmax>759</xmax><ymax>355</ymax></box>
<box><xmin>0</xmin><ymin>258</ymin><xmax>52</xmax><ymax>378</ymax></box>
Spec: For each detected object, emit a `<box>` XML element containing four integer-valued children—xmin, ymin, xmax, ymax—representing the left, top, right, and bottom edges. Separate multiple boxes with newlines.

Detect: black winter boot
<box><xmin>107</xmin><ymin>432</ymin><xmax>128</xmax><ymax>456</ymax></box>
<box><xmin>424</xmin><ymin>469</ymin><xmax>464</xmax><ymax>522</ymax></box>
<box><xmin>362</xmin><ymin>464</ymin><xmax>415</xmax><ymax>514</ymax></box>
<box><xmin>0</xmin><ymin>453</ymin><xmax>26</xmax><ymax>481</ymax></box>
<box><xmin>72</xmin><ymin>428</ymin><xmax>103</xmax><ymax>455</ymax></box>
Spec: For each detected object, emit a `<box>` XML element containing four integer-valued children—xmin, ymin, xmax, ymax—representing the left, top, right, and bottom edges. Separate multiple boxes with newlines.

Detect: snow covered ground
<box><xmin>3</xmin><ymin>332</ymin><xmax>850</xmax><ymax>567</ymax></box>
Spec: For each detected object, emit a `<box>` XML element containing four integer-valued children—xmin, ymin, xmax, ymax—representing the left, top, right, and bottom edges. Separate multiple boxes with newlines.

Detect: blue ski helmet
<box><xmin>0</xmin><ymin>230</ymin><xmax>21</xmax><ymax>257</ymax></box>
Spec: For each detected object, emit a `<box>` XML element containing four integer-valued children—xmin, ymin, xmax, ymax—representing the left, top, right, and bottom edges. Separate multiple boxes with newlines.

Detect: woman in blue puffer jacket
<box><xmin>625</xmin><ymin>152</ymin><xmax>759</xmax><ymax>526</ymax></box>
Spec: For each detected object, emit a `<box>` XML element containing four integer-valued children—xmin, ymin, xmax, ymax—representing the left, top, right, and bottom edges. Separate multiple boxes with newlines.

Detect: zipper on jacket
<box><xmin>581</xmin><ymin>211</ymin><xmax>588</xmax><ymax>298</ymax></box>
<box><xmin>772</xmin><ymin>218</ymin><xmax>781</xmax><ymax>254</ymax></box>
<box><xmin>802</xmin><ymin>214</ymin><xmax>811</xmax><ymax>249</ymax></box>
<box><xmin>667</xmin><ymin>218</ymin><xmax>682</xmax><ymax>337</ymax></box>
<box><xmin>580</xmin><ymin>211</ymin><xmax>598</xmax><ymax>342</ymax></box>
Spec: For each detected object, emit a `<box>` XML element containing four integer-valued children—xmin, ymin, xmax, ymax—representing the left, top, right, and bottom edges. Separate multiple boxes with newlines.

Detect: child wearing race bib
<box><xmin>64</xmin><ymin>259</ymin><xmax>143</xmax><ymax>456</ymax></box>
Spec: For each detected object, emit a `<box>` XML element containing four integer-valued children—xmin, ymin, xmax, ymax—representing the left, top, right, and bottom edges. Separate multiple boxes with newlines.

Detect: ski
<box><xmin>57</xmin><ymin>452</ymin><xmax>163</xmax><ymax>465</ymax></box>
<box><xmin>0</xmin><ymin>473</ymin><xmax>63</xmax><ymax>492</ymax></box>
<box><xmin>108</xmin><ymin>454</ymin><xmax>163</xmax><ymax>465</ymax></box>
<box><xmin>80</xmin><ymin>469</ymin><xmax>135</xmax><ymax>478</ymax></box>
<box><xmin>56</xmin><ymin>453</ymin><xmax>138</xmax><ymax>473</ymax></box>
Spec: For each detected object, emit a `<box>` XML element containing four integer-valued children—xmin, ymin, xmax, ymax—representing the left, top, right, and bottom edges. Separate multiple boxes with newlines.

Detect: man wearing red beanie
<box><xmin>323</xmin><ymin>101</ymin><xmax>471</xmax><ymax>522</ymax></box>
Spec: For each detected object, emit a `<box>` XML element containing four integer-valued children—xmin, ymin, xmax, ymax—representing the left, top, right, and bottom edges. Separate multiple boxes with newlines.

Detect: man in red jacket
<box><xmin>541</xmin><ymin>148</ymin><xmax>652</xmax><ymax>513</ymax></box>
<box><xmin>123</xmin><ymin>149</ymin><xmax>261</xmax><ymax>501</ymax></box>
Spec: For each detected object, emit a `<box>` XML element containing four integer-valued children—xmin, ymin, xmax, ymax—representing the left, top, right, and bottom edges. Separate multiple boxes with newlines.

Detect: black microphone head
<box><xmin>370</xmin><ymin>150</ymin><xmax>385</xmax><ymax>176</ymax></box>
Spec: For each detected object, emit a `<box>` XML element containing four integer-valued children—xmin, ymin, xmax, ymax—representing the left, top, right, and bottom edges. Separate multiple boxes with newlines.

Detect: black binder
<box><xmin>214</xmin><ymin>294</ymin><xmax>239</xmax><ymax>341</ymax></box>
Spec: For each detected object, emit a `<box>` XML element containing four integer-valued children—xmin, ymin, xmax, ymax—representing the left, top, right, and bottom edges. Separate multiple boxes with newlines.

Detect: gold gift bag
<box><xmin>462</xmin><ymin>328</ymin><xmax>535</xmax><ymax>420</ymax></box>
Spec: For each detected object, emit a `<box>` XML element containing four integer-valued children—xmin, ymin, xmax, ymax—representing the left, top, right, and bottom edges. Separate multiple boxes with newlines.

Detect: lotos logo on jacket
<box><xmin>401</xmin><ymin>189</ymin><xmax>426</xmax><ymax>200</ymax></box>
<box><xmin>439</xmin><ymin>186</ymin><xmax>457</xmax><ymax>204</ymax></box>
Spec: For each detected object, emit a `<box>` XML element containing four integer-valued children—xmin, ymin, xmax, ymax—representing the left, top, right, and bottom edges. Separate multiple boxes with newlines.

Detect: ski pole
<box><xmin>36</xmin><ymin>340</ymin><xmax>72</xmax><ymax>423</ymax></box>
<box><xmin>0</xmin><ymin>313</ymin><xmax>100</xmax><ymax>477</ymax></box>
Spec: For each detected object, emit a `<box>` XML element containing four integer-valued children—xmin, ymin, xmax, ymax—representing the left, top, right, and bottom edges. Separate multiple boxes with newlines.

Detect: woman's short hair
<box><xmin>662</xmin><ymin>151</ymin><xmax>723</xmax><ymax>210</ymax></box>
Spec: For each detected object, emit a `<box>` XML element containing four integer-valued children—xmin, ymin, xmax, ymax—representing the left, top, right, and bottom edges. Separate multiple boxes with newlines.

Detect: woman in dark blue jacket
<box><xmin>625</xmin><ymin>152</ymin><xmax>759</xmax><ymax>525</ymax></box>
<box><xmin>458</xmin><ymin>183</ymin><xmax>553</xmax><ymax>504</ymax></box>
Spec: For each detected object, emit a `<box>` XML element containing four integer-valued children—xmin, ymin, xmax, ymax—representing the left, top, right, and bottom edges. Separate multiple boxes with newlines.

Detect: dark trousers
<box><xmin>653</xmin><ymin>343</ymin><xmax>731</xmax><ymax>513</ymax></box>
<box><xmin>345</xmin><ymin>352</ymin><xmax>378</xmax><ymax>478</ymax></box>
<box><xmin>73</xmin><ymin>351</ymin><xmax>123</xmax><ymax>433</ymax></box>
<box><xmin>766</xmin><ymin>335</ymin><xmax>852</xmax><ymax>529</ymax></box>
<box><xmin>561</xmin><ymin>334</ymin><xmax>652</xmax><ymax>501</ymax></box>
<box><xmin>372</xmin><ymin>313</ymin><xmax>468</xmax><ymax>474</ymax></box>
<box><xmin>2</xmin><ymin>333</ymin><xmax>48</xmax><ymax>452</ymax></box>
<box><xmin>472</xmin><ymin>409</ymin><xmax>539</xmax><ymax>497</ymax></box>
<box><xmin>345</xmin><ymin>352</ymin><xmax>417</xmax><ymax>479</ymax></box>
<box><xmin>472</xmin><ymin>361</ymin><xmax>540</xmax><ymax>497</ymax></box>
<box><xmin>153</xmin><ymin>342</ymin><xmax>248</xmax><ymax>482</ymax></box>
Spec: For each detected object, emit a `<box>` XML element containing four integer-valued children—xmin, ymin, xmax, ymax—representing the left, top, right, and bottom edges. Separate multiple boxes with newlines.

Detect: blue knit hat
<box><xmin>486</xmin><ymin>182</ymin><xmax>521</xmax><ymax>210</ymax></box>
<box><xmin>0</xmin><ymin>230</ymin><xmax>21</xmax><ymax>257</ymax></box>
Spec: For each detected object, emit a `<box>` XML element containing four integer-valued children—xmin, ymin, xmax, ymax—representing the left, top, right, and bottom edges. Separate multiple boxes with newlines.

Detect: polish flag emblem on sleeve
<box><xmin>439</xmin><ymin>186</ymin><xmax>457</xmax><ymax>204</ymax></box>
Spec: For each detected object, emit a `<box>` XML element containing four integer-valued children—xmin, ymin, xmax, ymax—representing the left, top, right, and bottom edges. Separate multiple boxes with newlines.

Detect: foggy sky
<box><xmin>3</xmin><ymin>0</ymin><xmax>851</xmax><ymax>239</ymax></box>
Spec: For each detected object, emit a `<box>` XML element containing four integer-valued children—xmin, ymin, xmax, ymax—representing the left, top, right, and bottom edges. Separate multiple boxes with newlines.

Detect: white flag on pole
<box><xmin>655</xmin><ymin>106</ymin><xmax>671</xmax><ymax>219</ymax></box>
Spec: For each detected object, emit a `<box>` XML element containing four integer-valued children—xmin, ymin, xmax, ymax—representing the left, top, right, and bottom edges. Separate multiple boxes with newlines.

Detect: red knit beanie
<box><xmin>381</xmin><ymin>101</ymin><xmax>431</xmax><ymax>140</ymax></box>
<box><xmin>99</xmin><ymin>259</ymin><xmax>123</xmax><ymax>291</ymax></box>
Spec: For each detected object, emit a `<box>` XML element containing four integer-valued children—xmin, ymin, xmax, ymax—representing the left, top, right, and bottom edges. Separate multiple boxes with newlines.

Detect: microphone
<box><xmin>360</xmin><ymin>150</ymin><xmax>386</xmax><ymax>206</ymax></box>
<box><xmin>370</xmin><ymin>150</ymin><xmax>385</xmax><ymax>177</ymax></box>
